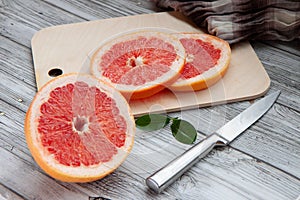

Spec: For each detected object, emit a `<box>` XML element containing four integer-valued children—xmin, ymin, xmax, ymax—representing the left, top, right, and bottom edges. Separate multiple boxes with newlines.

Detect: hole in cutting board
<box><xmin>48</xmin><ymin>68</ymin><xmax>63</xmax><ymax>77</ymax></box>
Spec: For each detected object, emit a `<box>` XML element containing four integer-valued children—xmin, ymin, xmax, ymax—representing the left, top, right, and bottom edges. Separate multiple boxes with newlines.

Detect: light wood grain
<box><xmin>1</xmin><ymin>0</ymin><xmax>83</xmax><ymax>46</ymax></box>
<box><xmin>0</xmin><ymin>184</ymin><xmax>24</xmax><ymax>200</ymax></box>
<box><xmin>258</xmin><ymin>40</ymin><xmax>300</xmax><ymax>56</ymax></box>
<box><xmin>0</xmin><ymin>148</ymin><xmax>97</xmax><ymax>200</ymax></box>
<box><xmin>43</xmin><ymin>0</ymin><xmax>156</xmax><ymax>20</ymax></box>
<box><xmin>251</xmin><ymin>42</ymin><xmax>300</xmax><ymax>110</ymax></box>
<box><xmin>1</xmin><ymin>0</ymin><xmax>300</xmax><ymax>199</ymax></box>
<box><xmin>0</xmin><ymin>36</ymin><xmax>36</xmax><ymax>87</ymax></box>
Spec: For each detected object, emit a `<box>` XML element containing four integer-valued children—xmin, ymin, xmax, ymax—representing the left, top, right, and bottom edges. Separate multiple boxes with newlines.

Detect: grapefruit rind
<box><xmin>25</xmin><ymin>73</ymin><xmax>135</xmax><ymax>182</ymax></box>
<box><xmin>169</xmin><ymin>33</ymin><xmax>231</xmax><ymax>92</ymax></box>
<box><xmin>90</xmin><ymin>31</ymin><xmax>186</xmax><ymax>99</ymax></box>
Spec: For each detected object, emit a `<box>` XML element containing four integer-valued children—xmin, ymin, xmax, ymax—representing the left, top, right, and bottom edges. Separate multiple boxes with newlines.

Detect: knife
<box><xmin>146</xmin><ymin>91</ymin><xmax>281</xmax><ymax>193</ymax></box>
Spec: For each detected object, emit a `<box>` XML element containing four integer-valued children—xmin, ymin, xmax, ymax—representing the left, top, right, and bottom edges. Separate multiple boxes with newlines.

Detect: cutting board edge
<box><xmin>132</xmin><ymin>78</ymin><xmax>271</xmax><ymax>117</ymax></box>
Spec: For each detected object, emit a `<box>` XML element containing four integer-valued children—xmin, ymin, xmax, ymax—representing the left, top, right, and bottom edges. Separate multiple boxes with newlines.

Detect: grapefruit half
<box><xmin>169</xmin><ymin>33</ymin><xmax>231</xmax><ymax>91</ymax></box>
<box><xmin>90</xmin><ymin>31</ymin><xmax>185</xmax><ymax>100</ymax></box>
<box><xmin>25</xmin><ymin>73</ymin><xmax>135</xmax><ymax>182</ymax></box>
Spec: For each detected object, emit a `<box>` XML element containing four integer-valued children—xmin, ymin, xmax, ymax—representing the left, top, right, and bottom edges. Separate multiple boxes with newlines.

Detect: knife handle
<box><xmin>146</xmin><ymin>133</ymin><xmax>228</xmax><ymax>193</ymax></box>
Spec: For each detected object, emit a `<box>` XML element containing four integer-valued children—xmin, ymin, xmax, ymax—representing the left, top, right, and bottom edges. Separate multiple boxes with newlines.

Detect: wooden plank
<box><xmin>0</xmin><ymin>100</ymin><xmax>32</xmax><ymax>158</ymax></box>
<box><xmin>0</xmin><ymin>72</ymin><xmax>35</xmax><ymax>112</ymax></box>
<box><xmin>0</xmin><ymin>148</ymin><xmax>96</xmax><ymax>200</ymax></box>
<box><xmin>43</xmin><ymin>0</ymin><xmax>155</xmax><ymax>20</ymax></box>
<box><xmin>251</xmin><ymin>42</ymin><xmax>300</xmax><ymax>110</ymax></box>
<box><xmin>126</xmin><ymin>0</ymin><xmax>164</xmax><ymax>12</ymax></box>
<box><xmin>0</xmin><ymin>36</ymin><xmax>36</xmax><ymax>87</ymax></box>
<box><xmin>226</xmin><ymin>101</ymin><xmax>300</xmax><ymax>178</ymax></box>
<box><xmin>0</xmin><ymin>13</ymin><xmax>37</xmax><ymax>47</ymax></box>
<box><xmin>0</xmin><ymin>184</ymin><xmax>24</xmax><ymax>200</ymax></box>
<box><xmin>252</xmin><ymin>42</ymin><xmax>300</xmax><ymax>78</ymax></box>
<box><xmin>0</xmin><ymin>0</ymin><xmax>84</xmax><ymax>46</ymax></box>
<box><xmin>256</xmin><ymin>40</ymin><xmax>300</xmax><ymax>57</ymax></box>
<box><xmin>1</xmin><ymin>0</ymin><xmax>84</xmax><ymax>27</ymax></box>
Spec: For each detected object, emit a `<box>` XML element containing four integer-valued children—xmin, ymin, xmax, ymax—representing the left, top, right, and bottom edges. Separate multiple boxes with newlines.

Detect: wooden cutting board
<box><xmin>31</xmin><ymin>12</ymin><xmax>270</xmax><ymax>116</ymax></box>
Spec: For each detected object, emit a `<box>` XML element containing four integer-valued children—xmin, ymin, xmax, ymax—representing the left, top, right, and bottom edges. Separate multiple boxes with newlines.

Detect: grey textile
<box><xmin>154</xmin><ymin>0</ymin><xmax>300</xmax><ymax>44</ymax></box>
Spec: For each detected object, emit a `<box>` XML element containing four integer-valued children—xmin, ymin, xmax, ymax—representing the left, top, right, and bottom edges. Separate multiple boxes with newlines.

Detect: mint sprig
<box><xmin>135</xmin><ymin>114</ymin><xmax>197</xmax><ymax>144</ymax></box>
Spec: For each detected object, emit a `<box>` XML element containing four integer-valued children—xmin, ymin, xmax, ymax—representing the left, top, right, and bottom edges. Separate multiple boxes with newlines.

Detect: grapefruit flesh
<box><xmin>25</xmin><ymin>74</ymin><xmax>135</xmax><ymax>182</ymax></box>
<box><xmin>90</xmin><ymin>31</ymin><xmax>185</xmax><ymax>99</ymax></box>
<box><xmin>170</xmin><ymin>33</ymin><xmax>231</xmax><ymax>91</ymax></box>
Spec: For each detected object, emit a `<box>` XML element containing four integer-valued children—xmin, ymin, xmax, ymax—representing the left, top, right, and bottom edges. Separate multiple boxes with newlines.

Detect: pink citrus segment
<box><xmin>101</xmin><ymin>37</ymin><xmax>177</xmax><ymax>85</ymax></box>
<box><xmin>38</xmin><ymin>82</ymin><xmax>125</xmax><ymax>166</ymax></box>
<box><xmin>180</xmin><ymin>38</ymin><xmax>221</xmax><ymax>79</ymax></box>
<box><xmin>90</xmin><ymin>31</ymin><xmax>185</xmax><ymax>99</ymax></box>
<box><xmin>25</xmin><ymin>74</ymin><xmax>135</xmax><ymax>182</ymax></box>
<box><xmin>170</xmin><ymin>33</ymin><xmax>231</xmax><ymax>91</ymax></box>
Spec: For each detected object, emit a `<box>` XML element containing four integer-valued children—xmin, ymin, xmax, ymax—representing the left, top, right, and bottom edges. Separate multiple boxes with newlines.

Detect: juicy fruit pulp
<box><xmin>38</xmin><ymin>81</ymin><xmax>126</xmax><ymax>166</ymax></box>
<box><xmin>100</xmin><ymin>36</ymin><xmax>177</xmax><ymax>86</ymax></box>
<box><xmin>179</xmin><ymin>38</ymin><xmax>221</xmax><ymax>79</ymax></box>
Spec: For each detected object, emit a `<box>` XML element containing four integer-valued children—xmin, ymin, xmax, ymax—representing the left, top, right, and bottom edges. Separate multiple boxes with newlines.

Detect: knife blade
<box><xmin>146</xmin><ymin>91</ymin><xmax>280</xmax><ymax>193</ymax></box>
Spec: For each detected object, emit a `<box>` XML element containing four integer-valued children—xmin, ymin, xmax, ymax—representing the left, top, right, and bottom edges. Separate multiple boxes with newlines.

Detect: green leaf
<box><xmin>135</xmin><ymin>114</ymin><xmax>170</xmax><ymax>131</ymax></box>
<box><xmin>135</xmin><ymin>114</ymin><xmax>198</xmax><ymax>145</ymax></box>
<box><xmin>170</xmin><ymin>119</ymin><xmax>197</xmax><ymax>144</ymax></box>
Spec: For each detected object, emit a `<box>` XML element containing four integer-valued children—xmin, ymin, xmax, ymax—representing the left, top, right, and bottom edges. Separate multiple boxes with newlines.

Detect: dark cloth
<box><xmin>154</xmin><ymin>0</ymin><xmax>300</xmax><ymax>44</ymax></box>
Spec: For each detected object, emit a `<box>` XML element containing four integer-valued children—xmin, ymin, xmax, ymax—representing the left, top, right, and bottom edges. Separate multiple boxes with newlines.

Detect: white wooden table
<box><xmin>1</xmin><ymin>1</ymin><xmax>299</xmax><ymax>199</ymax></box>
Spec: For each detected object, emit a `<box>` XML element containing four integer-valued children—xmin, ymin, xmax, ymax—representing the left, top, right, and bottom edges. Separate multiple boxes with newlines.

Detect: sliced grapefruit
<box><xmin>169</xmin><ymin>33</ymin><xmax>231</xmax><ymax>91</ymax></box>
<box><xmin>90</xmin><ymin>31</ymin><xmax>185</xmax><ymax>100</ymax></box>
<box><xmin>25</xmin><ymin>73</ymin><xmax>135</xmax><ymax>182</ymax></box>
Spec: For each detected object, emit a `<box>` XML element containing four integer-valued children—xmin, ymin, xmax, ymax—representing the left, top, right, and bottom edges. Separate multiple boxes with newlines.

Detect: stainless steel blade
<box><xmin>216</xmin><ymin>90</ymin><xmax>281</xmax><ymax>142</ymax></box>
